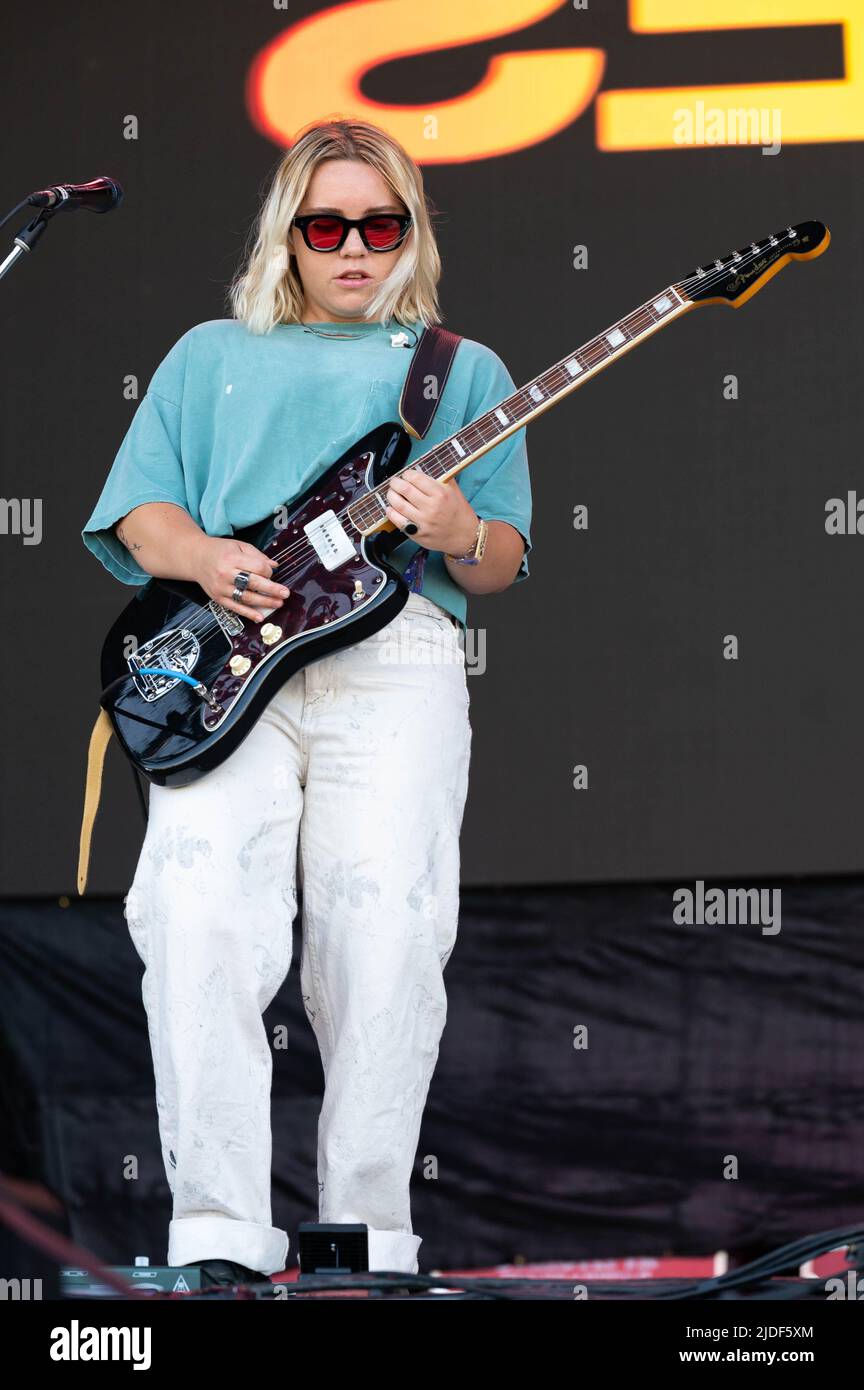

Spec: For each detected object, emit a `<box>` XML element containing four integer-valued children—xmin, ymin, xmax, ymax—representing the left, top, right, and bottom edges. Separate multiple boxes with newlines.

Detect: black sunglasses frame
<box><xmin>291</xmin><ymin>213</ymin><xmax>413</xmax><ymax>253</ymax></box>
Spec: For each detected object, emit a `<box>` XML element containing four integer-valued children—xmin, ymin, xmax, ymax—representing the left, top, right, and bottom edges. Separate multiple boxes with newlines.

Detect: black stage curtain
<box><xmin>1</xmin><ymin>879</ymin><xmax>863</xmax><ymax>1271</ymax></box>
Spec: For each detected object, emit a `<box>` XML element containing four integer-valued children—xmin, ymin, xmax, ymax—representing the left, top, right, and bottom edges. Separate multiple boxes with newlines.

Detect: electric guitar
<box><xmin>98</xmin><ymin>220</ymin><xmax>829</xmax><ymax>787</ymax></box>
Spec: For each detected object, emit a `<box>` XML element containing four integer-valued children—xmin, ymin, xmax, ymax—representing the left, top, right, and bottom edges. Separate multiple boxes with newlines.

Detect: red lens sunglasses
<box><xmin>291</xmin><ymin>213</ymin><xmax>412</xmax><ymax>253</ymax></box>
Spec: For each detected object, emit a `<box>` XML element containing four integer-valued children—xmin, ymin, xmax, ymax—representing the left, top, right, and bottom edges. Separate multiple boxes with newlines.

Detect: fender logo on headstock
<box><xmin>727</xmin><ymin>256</ymin><xmax>770</xmax><ymax>292</ymax></box>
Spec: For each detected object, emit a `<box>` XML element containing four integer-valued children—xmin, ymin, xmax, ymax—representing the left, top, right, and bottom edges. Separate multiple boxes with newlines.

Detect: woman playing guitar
<box><xmin>81</xmin><ymin>117</ymin><xmax>532</xmax><ymax>1286</ymax></box>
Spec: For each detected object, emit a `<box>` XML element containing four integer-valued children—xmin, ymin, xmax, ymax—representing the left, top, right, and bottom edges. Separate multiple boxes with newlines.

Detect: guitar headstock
<box><xmin>675</xmin><ymin>220</ymin><xmax>830</xmax><ymax>308</ymax></box>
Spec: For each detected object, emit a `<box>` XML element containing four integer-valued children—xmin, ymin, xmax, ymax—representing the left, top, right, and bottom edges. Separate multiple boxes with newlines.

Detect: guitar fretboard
<box><xmin>347</xmin><ymin>283</ymin><xmax>690</xmax><ymax>535</ymax></box>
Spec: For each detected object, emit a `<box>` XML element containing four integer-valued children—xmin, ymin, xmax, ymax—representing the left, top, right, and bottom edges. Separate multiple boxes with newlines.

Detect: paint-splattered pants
<box><xmin>123</xmin><ymin>591</ymin><xmax>472</xmax><ymax>1276</ymax></box>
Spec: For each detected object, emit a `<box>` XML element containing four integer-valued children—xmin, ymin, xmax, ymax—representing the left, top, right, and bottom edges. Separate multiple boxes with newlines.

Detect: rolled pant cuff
<box><xmin>168</xmin><ymin>1216</ymin><xmax>289</xmax><ymax>1277</ymax></box>
<box><xmin>366</xmin><ymin>1228</ymin><xmax>422</xmax><ymax>1274</ymax></box>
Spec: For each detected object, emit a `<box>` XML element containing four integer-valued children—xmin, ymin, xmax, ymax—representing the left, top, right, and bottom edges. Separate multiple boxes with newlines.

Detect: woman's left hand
<box><xmin>385</xmin><ymin>467</ymin><xmax>478</xmax><ymax>555</ymax></box>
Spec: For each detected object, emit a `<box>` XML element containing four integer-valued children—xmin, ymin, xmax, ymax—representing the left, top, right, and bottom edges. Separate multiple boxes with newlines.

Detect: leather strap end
<box><xmin>77</xmin><ymin>708</ymin><xmax>114</xmax><ymax>896</ymax></box>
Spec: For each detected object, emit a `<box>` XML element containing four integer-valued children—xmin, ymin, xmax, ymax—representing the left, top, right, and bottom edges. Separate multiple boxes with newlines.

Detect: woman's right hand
<box><xmin>192</xmin><ymin>536</ymin><xmax>291</xmax><ymax>622</ymax></box>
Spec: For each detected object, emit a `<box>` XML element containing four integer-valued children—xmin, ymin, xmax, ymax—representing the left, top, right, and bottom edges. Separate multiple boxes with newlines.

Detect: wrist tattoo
<box><xmin>117</xmin><ymin>526</ymin><xmax>142</xmax><ymax>554</ymax></box>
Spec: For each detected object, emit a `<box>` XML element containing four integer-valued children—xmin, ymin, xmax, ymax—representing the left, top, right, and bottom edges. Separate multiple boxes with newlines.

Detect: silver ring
<box><xmin>232</xmin><ymin>570</ymin><xmax>252</xmax><ymax>603</ymax></box>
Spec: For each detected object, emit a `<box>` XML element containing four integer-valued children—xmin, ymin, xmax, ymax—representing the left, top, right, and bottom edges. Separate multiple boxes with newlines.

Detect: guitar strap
<box><xmin>76</xmin><ymin>321</ymin><xmax>463</xmax><ymax>896</ymax></box>
<box><xmin>398</xmin><ymin>323</ymin><xmax>462</xmax><ymax>439</ymax></box>
<box><xmin>397</xmin><ymin>322</ymin><xmax>462</xmax><ymax>591</ymax></box>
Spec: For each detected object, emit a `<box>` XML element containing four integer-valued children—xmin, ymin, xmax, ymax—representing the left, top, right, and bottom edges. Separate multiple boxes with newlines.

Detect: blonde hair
<box><xmin>228</xmin><ymin>118</ymin><xmax>442</xmax><ymax>334</ymax></box>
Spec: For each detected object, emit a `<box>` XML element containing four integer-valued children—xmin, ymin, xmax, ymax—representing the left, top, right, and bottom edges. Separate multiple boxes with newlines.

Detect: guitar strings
<box><xmin>152</xmin><ymin>234</ymin><xmax>788</xmax><ymax>657</ymax></box>
<box><xmin>143</xmin><ymin>233</ymin><xmax>800</xmax><ymax>659</ymax></box>
<box><xmin>166</xmin><ymin>232</ymin><xmax>798</xmax><ymax>654</ymax></box>
<box><xmin>258</xmin><ymin>232</ymin><xmax>801</xmax><ymax>578</ymax></box>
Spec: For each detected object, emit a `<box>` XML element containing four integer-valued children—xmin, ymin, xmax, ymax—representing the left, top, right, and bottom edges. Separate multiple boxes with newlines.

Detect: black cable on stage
<box><xmin>652</xmin><ymin>1224</ymin><xmax>864</xmax><ymax>1301</ymax></box>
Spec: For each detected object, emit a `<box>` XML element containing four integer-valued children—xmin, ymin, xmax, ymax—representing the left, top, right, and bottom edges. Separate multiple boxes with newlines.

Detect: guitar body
<box><xmin>100</xmin><ymin>421</ymin><xmax>415</xmax><ymax>786</ymax></box>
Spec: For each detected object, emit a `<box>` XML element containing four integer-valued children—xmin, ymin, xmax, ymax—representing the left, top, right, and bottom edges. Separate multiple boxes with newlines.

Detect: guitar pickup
<box><xmin>303</xmin><ymin>509</ymin><xmax>356</xmax><ymax>571</ymax></box>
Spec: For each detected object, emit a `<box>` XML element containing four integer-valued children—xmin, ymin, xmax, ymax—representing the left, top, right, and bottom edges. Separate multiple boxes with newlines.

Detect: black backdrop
<box><xmin>4</xmin><ymin>878</ymin><xmax>863</xmax><ymax>1270</ymax></box>
<box><xmin>1</xmin><ymin>1</ymin><xmax>862</xmax><ymax>894</ymax></box>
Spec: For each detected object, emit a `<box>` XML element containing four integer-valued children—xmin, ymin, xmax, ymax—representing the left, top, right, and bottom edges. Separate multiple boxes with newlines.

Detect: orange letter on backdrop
<box><xmin>597</xmin><ymin>0</ymin><xmax>864</xmax><ymax>149</ymax></box>
<box><xmin>248</xmin><ymin>0</ymin><xmax>605</xmax><ymax>163</ymax></box>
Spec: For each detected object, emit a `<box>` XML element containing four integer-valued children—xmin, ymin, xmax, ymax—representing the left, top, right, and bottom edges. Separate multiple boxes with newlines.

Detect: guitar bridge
<box><xmin>208</xmin><ymin>600</ymin><xmax>244</xmax><ymax>636</ymax></box>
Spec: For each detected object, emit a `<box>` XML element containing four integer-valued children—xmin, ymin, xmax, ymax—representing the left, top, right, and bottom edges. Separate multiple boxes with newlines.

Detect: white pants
<box><xmin>123</xmin><ymin>591</ymin><xmax>472</xmax><ymax>1276</ymax></box>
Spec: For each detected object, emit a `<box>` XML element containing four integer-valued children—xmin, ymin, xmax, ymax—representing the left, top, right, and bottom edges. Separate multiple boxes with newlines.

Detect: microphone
<box><xmin>26</xmin><ymin>177</ymin><xmax>123</xmax><ymax>213</ymax></box>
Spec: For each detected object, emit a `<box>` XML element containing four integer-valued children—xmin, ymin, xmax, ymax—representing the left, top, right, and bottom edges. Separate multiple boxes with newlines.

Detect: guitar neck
<box><xmin>349</xmin><ymin>284</ymin><xmax>691</xmax><ymax>534</ymax></box>
<box><xmin>348</xmin><ymin>216</ymin><xmax>829</xmax><ymax>536</ymax></box>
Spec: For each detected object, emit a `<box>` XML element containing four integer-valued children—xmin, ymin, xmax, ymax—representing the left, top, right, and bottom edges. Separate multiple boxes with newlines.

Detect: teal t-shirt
<box><xmin>81</xmin><ymin>316</ymin><xmax>533</xmax><ymax>629</ymax></box>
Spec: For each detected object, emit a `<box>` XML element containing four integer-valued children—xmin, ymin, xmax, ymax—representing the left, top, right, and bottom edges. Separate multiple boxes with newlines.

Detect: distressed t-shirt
<box><xmin>81</xmin><ymin>316</ymin><xmax>533</xmax><ymax>629</ymax></box>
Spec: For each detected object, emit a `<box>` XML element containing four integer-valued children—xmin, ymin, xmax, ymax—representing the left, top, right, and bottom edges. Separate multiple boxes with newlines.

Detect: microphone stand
<box><xmin>0</xmin><ymin>205</ymin><xmax>59</xmax><ymax>283</ymax></box>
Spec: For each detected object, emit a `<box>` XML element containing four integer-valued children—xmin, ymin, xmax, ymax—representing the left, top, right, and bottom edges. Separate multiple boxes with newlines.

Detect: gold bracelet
<box><xmin>446</xmin><ymin>516</ymin><xmax>488</xmax><ymax>565</ymax></box>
